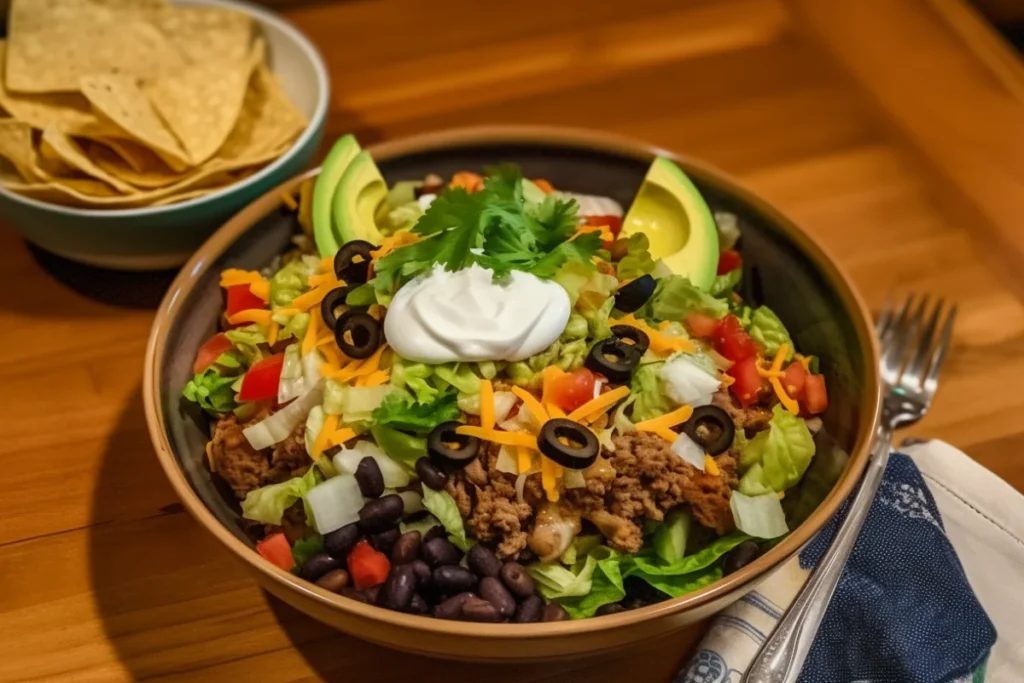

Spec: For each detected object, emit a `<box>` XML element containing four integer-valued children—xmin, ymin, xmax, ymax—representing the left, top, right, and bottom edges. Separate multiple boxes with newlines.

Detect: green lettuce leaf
<box><xmin>629</xmin><ymin>362</ymin><xmax>673</xmax><ymax>422</ymax></box>
<box><xmin>738</xmin><ymin>405</ymin><xmax>815</xmax><ymax>494</ymax></box>
<box><xmin>625</xmin><ymin>532</ymin><xmax>750</xmax><ymax>597</ymax></box>
<box><xmin>390</xmin><ymin>361</ymin><xmax>439</xmax><ymax>403</ymax></box>
<box><xmin>615</xmin><ymin>233</ymin><xmax>657</xmax><ymax>280</ymax></box>
<box><xmin>400</xmin><ymin>514</ymin><xmax>441</xmax><ymax>536</ymax></box>
<box><xmin>746</xmin><ymin>306</ymin><xmax>794</xmax><ymax>361</ymax></box>
<box><xmin>371</xmin><ymin>425</ymin><xmax>427</xmax><ymax>464</ymax></box>
<box><xmin>182</xmin><ymin>352</ymin><xmax>243</xmax><ymax>415</ymax></box>
<box><xmin>224</xmin><ymin>325</ymin><xmax>267</xmax><ymax>366</ymax></box>
<box><xmin>434</xmin><ymin>363</ymin><xmax>481</xmax><ymax>395</ymax></box>
<box><xmin>555</xmin><ymin>553</ymin><xmax>628</xmax><ymax>619</ymax></box>
<box><xmin>710</xmin><ymin>268</ymin><xmax>742</xmax><ymax>298</ymax></box>
<box><xmin>269</xmin><ymin>257</ymin><xmax>316</xmax><ymax>308</ymax></box>
<box><xmin>371</xmin><ymin>390</ymin><xmax>461</xmax><ymax>435</ymax></box>
<box><xmin>421</xmin><ymin>485</ymin><xmax>467</xmax><ymax>546</ymax></box>
<box><xmin>241</xmin><ymin>466</ymin><xmax>322</xmax><ymax>525</ymax></box>
<box><xmin>633</xmin><ymin>275</ymin><xmax>728</xmax><ymax>322</ymax></box>
<box><xmin>291</xmin><ymin>534</ymin><xmax>324</xmax><ymax>568</ymax></box>
<box><xmin>529</xmin><ymin>545</ymin><xmax>619</xmax><ymax>599</ymax></box>
<box><xmin>560</xmin><ymin>313</ymin><xmax>589</xmax><ymax>341</ymax></box>
<box><xmin>633</xmin><ymin>565</ymin><xmax>722</xmax><ymax>599</ymax></box>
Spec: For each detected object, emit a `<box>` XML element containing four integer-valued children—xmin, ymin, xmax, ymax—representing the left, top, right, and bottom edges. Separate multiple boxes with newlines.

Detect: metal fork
<box><xmin>743</xmin><ymin>295</ymin><xmax>957</xmax><ymax>683</ymax></box>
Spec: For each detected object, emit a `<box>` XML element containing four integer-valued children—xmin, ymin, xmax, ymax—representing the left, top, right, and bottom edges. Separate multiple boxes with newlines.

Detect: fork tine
<box><xmin>923</xmin><ymin>304</ymin><xmax>957</xmax><ymax>393</ymax></box>
<box><xmin>904</xmin><ymin>297</ymin><xmax>943</xmax><ymax>383</ymax></box>
<box><xmin>876</xmin><ymin>296</ymin><xmax>893</xmax><ymax>336</ymax></box>
<box><xmin>883</xmin><ymin>294</ymin><xmax>920</xmax><ymax>373</ymax></box>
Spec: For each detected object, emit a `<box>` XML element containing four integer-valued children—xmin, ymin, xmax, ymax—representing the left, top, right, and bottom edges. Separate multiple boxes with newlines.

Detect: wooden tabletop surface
<box><xmin>2</xmin><ymin>0</ymin><xmax>1023</xmax><ymax>681</ymax></box>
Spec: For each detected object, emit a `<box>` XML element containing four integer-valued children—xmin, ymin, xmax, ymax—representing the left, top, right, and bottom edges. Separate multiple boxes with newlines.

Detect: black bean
<box><xmin>370</xmin><ymin>528</ymin><xmax>400</xmax><ymax>556</ymax></box>
<box><xmin>421</xmin><ymin>537</ymin><xmax>462</xmax><ymax>567</ymax></box>
<box><xmin>358</xmin><ymin>494</ymin><xmax>404</xmax><ymax>533</ymax></box>
<box><xmin>314</xmin><ymin>568</ymin><xmax>350</xmax><ymax>593</ymax></box>
<box><xmin>422</xmin><ymin>525</ymin><xmax>446</xmax><ymax>544</ymax></box>
<box><xmin>364</xmin><ymin>585</ymin><xmax>381</xmax><ymax>605</ymax></box>
<box><xmin>499</xmin><ymin>562</ymin><xmax>535</xmax><ymax>599</ymax></box>
<box><xmin>415</xmin><ymin>457</ymin><xmax>448</xmax><ymax>491</ymax></box>
<box><xmin>479</xmin><ymin>577</ymin><xmax>515</xmax><ymax>619</ymax></box>
<box><xmin>339</xmin><ymin>586</ymin><xmax>371</xmax><ymax>604</ymax></box>
<box><xmin>433</xmin><ymin>592</ymin><xmax>476</xmax><ymax>620</ymax></box>
<box><xmin>461</xmin><ymin>597</ymin><xmax>501</xmax><ymax>622</ymax></box>
<box><xmin>433</xmin><ymin>565</ymin><xmax>478</xmax><ymax>594</ymax></box>
<box><xmin>596</xmin><ymin>603</ymin><xmax>626</xmax><ymax>616</ymax></box>
<box><xmin>723</xmin><ymin>541</ymin><xmax>761</xmax><ymax>575</ymax></box>
<box><xmin>542</xmin><ymin>603</ymin><xmax>570</xmax><ymax>622</ymax></box>
<box><xmin>298</xmin><ymin>552</ymin><xmax>341</xmax><ymax>582</ymax></box>
<box><xmin>513</xmin><ymin>595</ymin><xmax>544</xmax><ymax>623</ymax></box>
<box><xmin>409</xmin><ymin>559</ymin><xmax>432</xmax><ymax>586</ymax></box>
<box><xmin>379</xmin><ymin>565</ymin><xmax>418</xmax><ymax>611</ymax></box>
<box><xmin>407</xmin><ymin>593</ymin><xmax>429</xmax><ymax>615</ymax></box>
<box><xmin>467</xmin><ymin>544</ymin><xmax>502</xmax><ymax>578</ymax></box>
<box><xmin>323</xmin><ymin>523</ymin><xmax>360</xmax><ymax>559</ymax></box>
<box><xmin>391</xmin><ymin>531</ymin><xmax>422</xmax><ymax>565</ymax></box>
<box><xmin>355</xmin><ymin>456</ymin><xmax>385</xmax><ymax>498</ymax></box>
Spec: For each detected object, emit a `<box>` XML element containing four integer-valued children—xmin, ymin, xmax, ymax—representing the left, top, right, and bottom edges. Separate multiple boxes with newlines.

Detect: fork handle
<box><xmin>743</xmin><ymin>424</ymin><xmax>894</xmax><ymax>683</ymax></box>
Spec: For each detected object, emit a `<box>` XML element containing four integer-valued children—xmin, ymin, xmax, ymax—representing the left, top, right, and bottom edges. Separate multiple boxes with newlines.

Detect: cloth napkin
<box><xmin>677</xmin><ymin>440</ymin><xmax>1024</xmax><ymax>683</ymax></box>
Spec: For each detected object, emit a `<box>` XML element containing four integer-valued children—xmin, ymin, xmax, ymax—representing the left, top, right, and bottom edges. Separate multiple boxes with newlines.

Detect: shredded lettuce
<box><xmin>633</xmin><ymin>275</ymin><xmax>728</xmax><ymax>322</ymax></box>
<box><xmin>626</xmin><ymin>532</ymin><xmax>750</xmax><ymax>597</ymax></box>
<box><xmin>746</xmin><ymin>306</ymin><xmax>794</xmax><ymax>361</ymax></box>
<box><xmin>279</xmin><ymin>311</ymin><xmax>310</xmax><ymax>342</ymax></box>
<box><xmin>560</xmin><ymin>313</ymin><xmax>589</xmax><ymax>341</ymax></box>
<box><xmin>371</xmin><ymin>425</ymin><xmax>427</xmax><ymax>464</ymax></box>
<box><xmin>710</xmin><ymin>268</ymin><xmax>742</xmax><ymax>298</ymax></box>
<box><xmin>224</xmin><ymin>325</ymin><xmax>267</xmax><ymax>365</ymax></box>
<box><xmin>738</xmin><ymin>405</ymin><xmax>815</xmax><ymax>495</ymax></box>
<box><xmin>421</xmin><ymin>485</ymin><xmax>467</xmax><ymax>547</ymax></box>
<box><xmin>240</xmin><ymin>465</ymin><xmax>322</xmax><ymax>525</ymax></box>
<box><xmin>730</xmin><ymin>491</ymin><xmax>789</xmax><ymax>539</ymax></box>
<box><xmin>400</xmin><ymin>514</ymin><xmax>442</xmax><ymax>536</ymax></box>
<box><xmin>323</xmin><ymin>380</ymin><xmax>392</xmax><ymax>420</ymax></box>
<box><xmin>433</xmin><ymin>363</ymin><xmax>481</xmax><ymax>395</ymax></box>
<box><xmin>629</xmin><ymin>362</ymin><xmax>673</xmax><ymax>423</ymax></box>
<box><xmin>615</xmin><ymin>233</ymin><xmax>657</xmax><ymax>280</ymax></box>
<box><xmin>269</xmin><ymin>257</ymin><xmax>317</xmax><ymax>308</ymax></box>
<box><xmin>530</xmin><ymin>545</ymin><xmax>628</xmax><ymax>618</ymax></box>
<box><xmin>371</xmin><ymin>390</ymin><xmax>461</xmax><ymax>435</ymax></box>
<box><xmin>390</xmin><ymin>361</ymin><xmax>439</xmax><ymax>403</ymax></box>
<box><xmin>182</xmin><ymin>352</ymin><xmax>242</xmax><ymax>415</ymax></box>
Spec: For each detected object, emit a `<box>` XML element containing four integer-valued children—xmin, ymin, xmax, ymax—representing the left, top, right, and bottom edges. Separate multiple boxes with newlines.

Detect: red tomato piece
<box><xmin>686</xmin><ymin>312</ymin><xmax>720</xmax><ymax>338</ymax></box>
<box><xmin>717</xmin><ymin>250</ymin><xmax>742</xmax><ymax>275</ymax></box>
<box><xmin>713</xmin><ymin>315</ymin><xmax>760</xmax><ymax>362</ymax></box>
<box><xmin>193</xmin><ymin>332</ymin><xmax>233</xmax><ymax>374</ymax></box>
<box><xmin>782</xmin><ymin>362</ymin><xmax>809</xmax><ymax>402</ymax></box>
<box><xmin>583</xmin><ymin>215</ymin><xmax>624</xmax><ymax>239</ymax></box>
<box><xmin>256</xmin><ymin>532</ymin><xmax>295</xmax><ymax>572</ymax></box>
<box><xmin>548</xmin><ymin>368</ymin><xmax>598</xmax><ymax>412</ymax></box>
<box><xmin>226</xmin><ymin>284</ymin><xmax>266</xmax><ymax>316</ymax></box>
<box><xmin>804</xmin><ymin>374</ymin><xmax>829</xmax><ymax>415</ymax></box>
<box><xmin>728</xmin><ymin>356</ymin><xmax>766</xmax><ymax>407</ymax></box>
<box><xmin>348</xmin><ymin>540</ymin><xmax>391</xmax><ymax>589</ymax></box>
<box><xmin>238</xmin><ymin>353</ymin><xmax>285</xmax><ymax>402</ymax></box>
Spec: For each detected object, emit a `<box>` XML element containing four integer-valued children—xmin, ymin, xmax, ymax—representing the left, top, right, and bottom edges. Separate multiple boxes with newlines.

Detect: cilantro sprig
<box><xmin>372</xmin><ymin>165</ymin><xmax>602</xmax><ymax>298</ymax></box>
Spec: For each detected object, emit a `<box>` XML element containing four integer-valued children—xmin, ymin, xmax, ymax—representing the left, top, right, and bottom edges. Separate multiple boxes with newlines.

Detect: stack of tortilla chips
<box><xmin>0</xmin><ymin>0</ymin><xmax>308</xmax><ymax>208</ymax></box>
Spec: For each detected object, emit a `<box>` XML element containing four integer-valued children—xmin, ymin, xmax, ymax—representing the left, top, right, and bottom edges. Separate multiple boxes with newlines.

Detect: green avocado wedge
<box><xmin>312</xmin><ymin>135</ymin><xmax>362</xmax><ymax>257</ymax></box>
<box><xmin>332</xmin><ymin>150</ymin><xmax>388</xmax><ymax>247</ymax></box>
<box><xmin>621</xmin><ymin>157</ymin><xmax>719</xmax><ymax>291</ymax></box>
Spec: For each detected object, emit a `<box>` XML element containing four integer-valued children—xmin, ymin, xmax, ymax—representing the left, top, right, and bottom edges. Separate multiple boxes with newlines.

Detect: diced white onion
<box><xmin>492</xmin><ymin>391</ymin><xmax>518</xmax><ymax>424</ymax></box>
<box><xmin>555</xmin><ymin>191</ymin><xmax>624</xmax><ymax>218</ymax></box>
<box><xmin>671</xmin><ymin>432</ymin><xmax>706</xmax><ymax>470</ymax></box>
<box><xmin>592</xmin><ymin>379</ymin><xmax>604</xmax><ymax>400</ymax></box>
<box><xmin>244</xmin><ymin>383</ymin><xmax>323</xmax><ymax>450</ymax></box>
<box><xmin>563</xmin><ymin>469</ymin><xmax>586</xmax><ymax>489</ymax></box>
<box><xmin>417</xmin><ymin>193</ymin><xmax>436</xmax><ymax>211</ymax></box>
<box><xmin>659</xmin><ymin>356</ymin><xmax>721</xmax><ymax>408</ymax></box>
<box><xmin>333</xmin><ymin>440</ymin><xmax>411</xmax><ymax>488</ymax></box>
<box><xmin>495</xmin><ymin>446</ymin><xmax>519</xmax><ymax>474</ymax></box>
<box><xmin>501</xmin><ymin>402</ymin><xmax>542</xmax><ymax>433</ymax></box>
<box><xmin>515</xmin><ymin>473</ymin><xmax>529</xmax><ymax>504</ymax></box>
<box><xmin>304</xmin><ymin>405</ymin><xmax>325</xmax><ymax>458</ymax></box>
<box><xmin>399</xmin><ymin>490</ymin><xmax>424</xmax><ymax>514</ymax></box>
<box><xmin>306</xmin><ymin>474</ymin><xmax>363</xmax><ymax>534</ymax></box>
<box><xmin>730</xmin><ymin>490</ymin><xmax>788</xmax><ymax>539</ymax></box>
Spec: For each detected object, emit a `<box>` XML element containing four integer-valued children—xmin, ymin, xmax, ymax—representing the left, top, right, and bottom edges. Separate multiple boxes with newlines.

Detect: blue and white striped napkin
<box><xmin>677</xmin><ymin>440</ymin><xmax>1023</xmax><ymax>683</ymax></box>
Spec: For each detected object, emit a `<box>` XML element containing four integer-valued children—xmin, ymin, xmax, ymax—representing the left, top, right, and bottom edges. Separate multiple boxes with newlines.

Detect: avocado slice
<box><xmin>621</xmin><ymin>157</ymin><xmax>719</xmax><ymax>291</ymax></box>
<box><xmin>332</xmin><ymin>150</ymin><xmax>388</xmax><ymax>247</ymax></box>
<box><xmin>653</xmin><ymin>508</ymin><xmax>692</xmax><ymax>563</ymax></box>
<box><xmin>312</xmin><ymin>135</ymin><xmax>362</xmax><ymax>257</ymax></box>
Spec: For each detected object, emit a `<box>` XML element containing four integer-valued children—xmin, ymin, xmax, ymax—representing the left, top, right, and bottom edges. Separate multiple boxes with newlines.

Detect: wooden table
<box><xmin>2</xmin><ymin>0</ymin><xmax>1022</xmax><ymax>680</ymax></box>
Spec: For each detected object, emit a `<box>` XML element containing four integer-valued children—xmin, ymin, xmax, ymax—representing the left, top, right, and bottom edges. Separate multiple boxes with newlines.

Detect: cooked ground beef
<box><xmin>207</xmin><ymin>416</ymin><xmax>309</xmax><ymax>499</ymax></box>
<box><xmin>269</xmin><ymin>425</ymin><xmax>310</xmax><ymax>483</ymax></box>
<box><xmin>712</xmin><ymin>389</ymin><xmax>773</xmax><ymax>435</ymax></box>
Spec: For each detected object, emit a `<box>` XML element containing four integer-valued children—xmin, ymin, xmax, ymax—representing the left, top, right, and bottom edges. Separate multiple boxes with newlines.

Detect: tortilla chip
<box><xmin>150</xmin><ymin>5</ymin><xmax>253</xmax><ymax>65</ymax></box>
<box><xmin>219</xmin><ymin>64</ymin><xmax>307</xmax><ymax>162</ymax></box>
<box><xmin>150</xmin><ymin>187</ymin><xmax>219</xmax><ymax>207</ymax></box>
<box><xmin>37</xmin><ymin>138</ymin><xmax>80</xmax><ymax>177</ymax></box>
<box><xmin>89</xmin><ymin>141</ymin><xmax>189</xmax><ymax>189</ymax></box>
<box><xmin>0</xmin><ymin>119</ymin><xmax>38</xmax><ymax>180</ymax></box>
<box><xmin>146</xmin><ymin>40</ymin><xmax>263</xmax><ymax>166</ymax></box>
<box><xmin>5</xmin><ymin>0</ymin><xmax>186</xmax><ymax>94</ymax></box>
<box><xmin>40</xmin><ymin>127</ymin><xmax>137</xmax><ymax>194</ymax></box>
<box><xmin>94</xmin><ymin>137</ymin><xmax>162</xmax><ymax>174</ymax></box>
<box><xmin>79</xmin><ymin>74</ymin><xmax>191</xmax><ymax>171</ymax></box>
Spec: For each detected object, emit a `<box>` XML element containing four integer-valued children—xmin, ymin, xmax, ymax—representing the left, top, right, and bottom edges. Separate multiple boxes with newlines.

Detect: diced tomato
<box><xmin>728</xmin><ymin>356</ymin><xmax>766</xmax><ymax>407</ymax></box>
<box><xmin>804</xmin><ymin>374</ymin><xmax>829</xmax><ymax>415</ymax></box>
<box><xmin>782</xmin><ymin>362</ymin><xmax>809</xmax><ymax>402</ymax></box>
<box><xmin>193</xmin><ymin>332</ymin><xmax>233</xmax><ymax>374</ymax></box>
<box><xmin>226</xmin><ymin>284</ymin><xmax>266</xmax><ymax>316</ymax></box>
<box><xmin>713</xmin><ymin>314</ymin><xmax>760</xmax><ymax>362</ymax></box>
<box><xmin>686</xmin><ymin>312</ymin><xmax>720</xmax><ymax>338</ymax></box>
<box><xmin>583</xmin><ymin>215</ymin><xmax>624</xmax><ymax>239</ymax></box>
<box><xmin>348</xmin><ymin>540</ymin><xmax>391</xmax><ymax>589</ymax></box>
<box><xmin>256</xmin><ymin>532</ymin><xmax>295</xmax><ymax>572</ymax></box>
<box><xmin>547</xmin><ymin>368</ymin><xmax>598</xmax><ymax>412</ymax></box>
<box><xmin>533</xmin><ymin>178</ymin><xmax>555</xmax><ymax>195</ymax></box>
<box><xmin>717</xmin><ymin>250</ymin><xmax>742</xmax><ymax>275</ymax></box>
<box><xmin>238</xmin><ymin>353</ymin><xmax>285</xmax><ymax>402</ymax></box>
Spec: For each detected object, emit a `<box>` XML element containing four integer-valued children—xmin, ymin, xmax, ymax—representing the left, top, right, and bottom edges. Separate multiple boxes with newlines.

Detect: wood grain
<box><xmin>1</xmin><ymin>0</ymin><xmax>1022</xmax><ymax>680</ymax></box>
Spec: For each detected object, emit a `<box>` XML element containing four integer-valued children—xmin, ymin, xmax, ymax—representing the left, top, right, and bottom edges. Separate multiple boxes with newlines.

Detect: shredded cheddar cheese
<box><xmin>302</xmin><ymin>310</ymin><xmax>321</xmax><ymax>356</ymax></box>
<box><xmin>566</xmin><ymin>385</ymin><xmax>630</xmax><ymax>423</ymax></box>
<box><xmin>794</xmin><ymin>353</ymin><xmax>812</xmax><ymax>371</ymax></box>
<box><xmin>360</xmin><ymin>370</ymin><xmax>391</xmax><ymax>388</ymax></box>
<box><xmin>634</xmin><ymin>404</ymin><xmax>695</xmax><ymax>433</ymax></box>
<box><xmin>545</xmin><ymin>402</ymin><xmax>567</xmax><ymax>419</ymax></box>
<box><xmin>370</xmin><ymin>231</ymin><xmax>419</xmax><ymax>259</ymax></box>
<box><xmin>266</xmin><ymin>320</ymin><xmax>280</xmax><ymax>347</ymax></box>
<box><xmin>516</xmin><ymin>446</ymin><xmax>533</xmax><ymax>475</ymax></box>
<box><xmin>541</xmin><ymin>457</ymin><xmax>562</xmax><ymax>502</ymax></box>
<box><xmin>227</xmin><ymin>309</ymin><xmax>272</xmax><ymax>326</ymax></box>
<box><xmin>766</xmin><ymin>343</ymin><xmax>800</xmax><ymax>413</ymax></box>
<box><xmin>651</xmin><ymin>426</ymin><xmax>680</xmax><ymax>443</ymax></box>
<box><xmin>319</xmin><ymin>256</ymin><xmax>333</xmax><ymax>273</ymax></box>
<box><xmin>611</xmin><ymin>313</ymin><xmax>695</xmax><ymax>354</ymax></box>
<box><xmin>456</xmin><ymin>425</ymin><xmax>538</xmax><ymax>449</ymax></box>
<box><xmin>291</xmin><ymin>284</ymin><xmax>335</xmax><ymax>312</ymax></box>
<box><xmin>308</xmin><ymin>272</ymin><xmax>342</xmax><ymax>289</ymax></box>
<box><xmin>220</xmin><ymin>269</ymin><xmax>265</xmax><ymax>288</ymax></box>
<box><xmin>479</xmin><ymin>380</ymin><xmax>495</xmax><ymax>430</ymax></box>
<box><xmin>720</xmin><ymin>373</ymin><xmax>736</xmax><ymax>387</ymax></box>
<box><xmin>280</xmin><ymin>190</ymin><xmax>298</xmax><ymax>211</ymax></box>
<box><xmin>704</xmin><ymin>455</ymin><xmax>720</xmax><ymax>476</ymax></box>
<box><xmin>312</xmin><ymin>414</ymin><xmax>339</xmax><ymax>457</ymax></box>
<box><xmin>511</xmin><ymin>386</ymin><xmax>549</xmax><ymax>424</ymax></box>
<box><xmin>327</xmin><ymin>427</ymin><xmax>357</xmax><ymax>449</ymax></box>
<box><xmin>249</xmin><ymin>279</ymin><xmax>271</xmax><ymax>302</ymax></box>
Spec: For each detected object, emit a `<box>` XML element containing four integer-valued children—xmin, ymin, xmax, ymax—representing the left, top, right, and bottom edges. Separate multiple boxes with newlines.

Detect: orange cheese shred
<box><xmin>327</xmin><ymin>427</ymin><xmax>357</xmax><ymax>449</ymax></box>
<box><xmin>545</xmin><ymin>402</ymin><xmax>567</xmax><ymax>419</ymax></box>
<box><xmin>291</xmin><ymin>284</ymin><xmax>334</xmax><ymax>312</ymax></box>
<box><xmin>634</xmin><ymin>404</ymin><xmax>695</xmax><ymax>432</ymax></box>
<box><xmin>280</xmin><ymin>190</ymin><xmax>298</xmax><ymax>211</ymax></box>
<box><xmin>319</xmin><ymin>341</ymin><xmax>344</xmax><ymax>369</ymax></box>
<box><xmin>704</xmin><ymin>455</ymin><xmax>721</xmax><ymax>476</ymax></box>
<box><xmin>360</xmin><ymin>370</ymin><xmax>391</xmax><ymax>388</ymax></box>
<box><xmin>220</xmin><ymin>269</ymin><xmax>265</xmax><ymax>288</ymax></box>
<box><xmin>370</xmin><ymin>231</ymin><xmax>419</xmax><ymax>259</ymax></box>
<box><xmin>511</xmin><ymin>386</ymin><xmax>548</xmax><ymax>425</ymax></box>
<box><xmin>266</xmin><ymin>320</ymin><xmax>280</xmax><ymax>347</ymax></box>
<box><xmin>532</xmin><ymin>178</ymin><xmax>554</xmax><ymax>194</ymax></box>
<box><xmin>456</xmin><ymin>425</ymin><xmax>538</xmax><ymax>449</ymax></box>
<box><xmin>479</xmin><ymin>380</ymin><xmax>495</xmax><ymax>430</ymax></box>
<box><xmin>651</xmin><ymin>426</ymin><xmax>680</xmax><ymax>443</ymax></box>
<box><xmin>227</xmin><ymin>309</ymin><xmax>272</xmax><ymax>326</ymax></box>
<box><xmin>516</xmin><ymin>446</ymin><xmax>533</xmax><ymax>475</ymax></box>
<box><xmin>540</xmin><ymin>366</ymin><xmax>566</xmax><ymax>406</ymax></box>
<box><xmin>612</xmin><ymin>313</ymin><xmax>695</xmax><ymax>354</ymax></box>
<box><xmin>767</xmin><ymin>343</ymin><xmax>800</xmax><ymax>413</ymax></box>
<box><xmin>249</xmin><ymin>279</ymin><xmax>271</xmax><ymax>302</ymax></box>
<box><xmin>302</xmin><ymin>310</ymin><xmax>321</xmax><ymax>356</ymax></box>
<box><xmin>308</xmin><ymin>272</ymin><xmax>342</xmax><ymax>289</ymax></box>
<box><xmin>567</xmin><ymin>385</ymin><xmax>630</xmax><ymax>423</ymax></box>
<box><xmin>319</xmin><ymin>256</ymin><xmax>334</xmax><ymax>273</ymax></box>
<box><xmin>312</xmin><ymin>414</ymin><xmax>339</xmax><ymax>458</ymax></box>
<box><xmin>541</xmin><ymin>457</ymin><xmax>562</xmax><ymax>502</ymax></box>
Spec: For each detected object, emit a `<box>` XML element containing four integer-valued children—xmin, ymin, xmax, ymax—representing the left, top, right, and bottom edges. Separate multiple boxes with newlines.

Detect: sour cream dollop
<box><xmin>384</xmin><ymin>264</ymin><xmax>571</xmax><ymax>363</ymax></box>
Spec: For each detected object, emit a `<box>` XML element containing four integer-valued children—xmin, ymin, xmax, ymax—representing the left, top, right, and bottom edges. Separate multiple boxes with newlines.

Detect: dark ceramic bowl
<box><xmin>144</xmin><ymin>126</ymin><xmax>880</xmax><ymax>661</ymax></box>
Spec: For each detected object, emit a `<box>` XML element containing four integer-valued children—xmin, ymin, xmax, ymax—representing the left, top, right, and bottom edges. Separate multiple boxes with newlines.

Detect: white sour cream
<box><xmin>384</xmin><ymin>264</ymin><xmax>570</xmax><ymax>363</ymax></box>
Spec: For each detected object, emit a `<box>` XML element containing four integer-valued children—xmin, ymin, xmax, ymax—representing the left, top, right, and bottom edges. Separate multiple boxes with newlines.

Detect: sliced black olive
<box><xmin>682</xmin><ymin>405</ymin><xmax>735</xmax><ymax>456</ymax></box>
<box><xmin>427</xmin><ymin>421</ymin><xmax>480</xmax><ymax>469</ymax></box>
<box><xmin>613</xmin><ymin>274</ymin><xmax>656</xmax><ymax>313</ymax></box>
<box><xmin>538</xmin><ymin>418</ymin><xmax>599</xmax><ymax>470</ymax></box>
<box><xmin>333</xmin><ymin>240</ymin><xmax>377</xmax><ymax>284</ymax></box>
<box><xmin>610</xmin><ymin>324</ymin><xmax>650</xmax><ymax>356</ymax></box>
<box><xmin>320</xmin><ymin>285</ymin><xmax>354</xmax><ymax>331</ymax></box>
<box><xmin>585</xmin><ymin>337</ymin><xmax>641</xmax><ymax>384</ymax></box>
<box><xmin>334</xmin><ymin>310</ymin><xmax>381</xmax><ymax>359</ymax></box>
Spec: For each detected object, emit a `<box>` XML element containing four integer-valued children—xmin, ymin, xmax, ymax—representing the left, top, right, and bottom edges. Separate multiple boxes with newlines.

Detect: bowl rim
<box><xmin>144</xmin><ymin>124</ymin><xmax>881</xmax><ymax>639</ymax></box>
<box><xmin>0</xmin><ymin>0</ymin><xmax>329</xmax><ymax>218</ymax></box>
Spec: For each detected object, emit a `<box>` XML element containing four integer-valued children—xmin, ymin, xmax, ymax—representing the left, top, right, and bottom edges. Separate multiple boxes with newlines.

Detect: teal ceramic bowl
<box><xmin>0</xmin><ymin>0</ymin><xmax>328</xmax><ymax>270</ymax></box>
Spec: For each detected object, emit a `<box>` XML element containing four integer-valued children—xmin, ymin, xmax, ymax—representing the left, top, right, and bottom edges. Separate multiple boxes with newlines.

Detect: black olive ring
<box><xmin>320</xmin><ymin>285</ymin><xmax>357</xmax><ymax>331</ymax></box>
<box><xmin>427</xmin><ymin>421</ymin><xmax>480</xmax><ymax>470</ymax></box>
<box><xmin>333</xmin><ymin>240</ymin><xmax>378</xmax><ymax>284</ymax></box>
<box><xmin>538</xmin><ymin>418</ymin><xmax>600</xmax><ymax>470</ymax></box>
<box><xmin>610</xmin><ymin>324</ymin><xmax>650</xmax><ymax>356</ymax></box>
<box><xmin>585</xmin><ymin>337</ymin><xmax>642</xmax><ymax>384</ymax></box>
<box><xmin>681</xmin><ymin>404</ymin><xmax>736</xmax><ymax>456</ymax></box>
<box><xmin>613</xmin><ymin>274</ymin><xmax>657</xmax><ymax>314</ymax></box>
<box><xmin>333</xmin><ymin>310</ymin><xmax>383</xmax><ymax>359</ymax></box>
